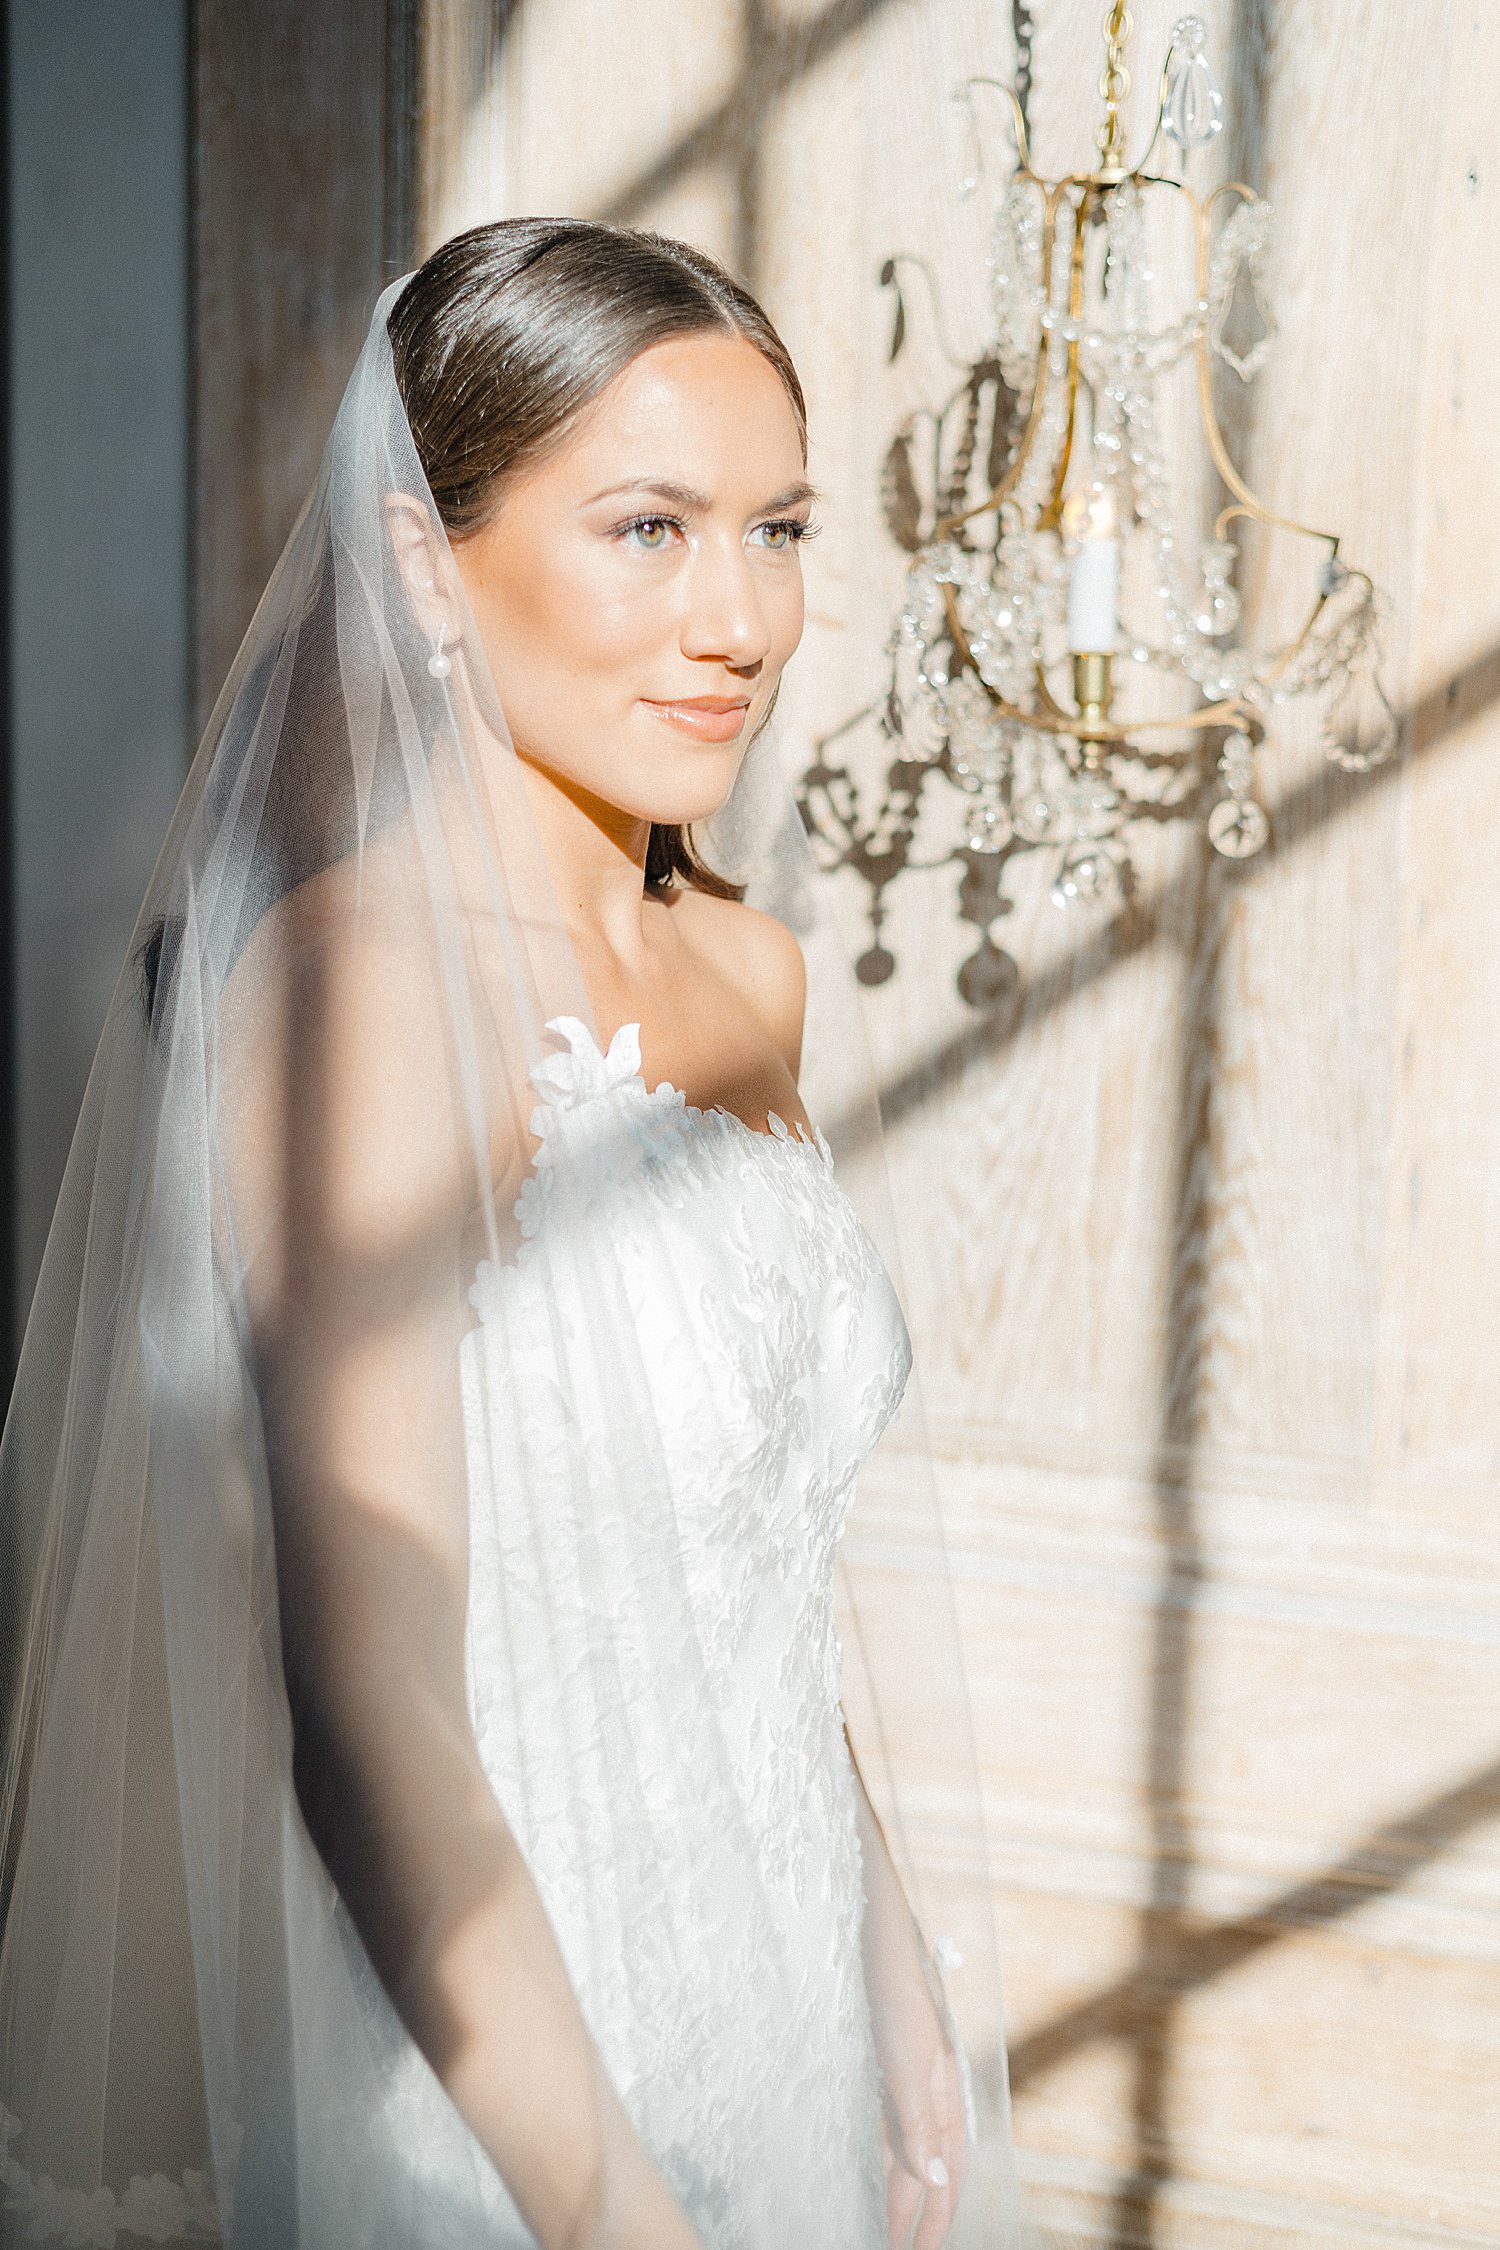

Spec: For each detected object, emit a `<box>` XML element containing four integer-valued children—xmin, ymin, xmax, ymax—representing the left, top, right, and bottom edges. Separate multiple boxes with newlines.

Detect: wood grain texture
<box><xmin>407</xmin><ymin>3</ymin><xmax>1496</xmax><ymax>2239</ymax></box>
<box><xmin>193</xmin><ymin>0</ymin><xmax>411</xmax><ymax>729</ymax></box>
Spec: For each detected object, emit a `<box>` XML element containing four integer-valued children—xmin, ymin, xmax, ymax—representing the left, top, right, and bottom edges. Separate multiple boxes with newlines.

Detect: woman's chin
<box><xmin>625</xmin><ymin>741</ymin><xmax>752</xmax><ymax>827</ymax></box>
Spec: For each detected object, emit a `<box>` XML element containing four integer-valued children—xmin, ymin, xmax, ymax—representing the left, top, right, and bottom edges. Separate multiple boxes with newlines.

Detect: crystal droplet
<box><xmin>1051</xmin><ymin>841</ymin><xmax>1128</xmax><ymax>908</ymax></box>
<box><xmin>1163</xmin><ymin>19</ymin><xmax>1224</xmax><ymax>151</ymax></box>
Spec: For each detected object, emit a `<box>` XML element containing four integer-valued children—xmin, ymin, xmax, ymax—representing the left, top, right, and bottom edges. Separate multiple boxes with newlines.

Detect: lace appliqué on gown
<box><xmin>0</xmin><ymin>1016</ymin><xmax>917</xmax><ymax>2250</ymax></box>
<box><xmin>449</xmin><ymin>1015</ymin><xmax>915</xmax><ymax>2249</ymax></box>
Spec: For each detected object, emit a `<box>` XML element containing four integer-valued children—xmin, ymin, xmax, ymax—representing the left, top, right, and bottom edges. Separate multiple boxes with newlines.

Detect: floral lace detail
<box><xmin>452</xmin><ymin>1014</ymin><xmax>911</xmax><ymax>2245</ymax></box>
<box><xmin>527</xmin><ymin>1013</ymin><xmax>646</xmax><ymax>1109</ymax></box>
<box><xmin>507</xmin><ymin>1013</ymin><xmax>835</xmax><ymax>1260</ymax></box>
<box><xmin>0</xmin><ymin>2107</ymin><xmax>219</xmax><ymax>2246</ymax></box>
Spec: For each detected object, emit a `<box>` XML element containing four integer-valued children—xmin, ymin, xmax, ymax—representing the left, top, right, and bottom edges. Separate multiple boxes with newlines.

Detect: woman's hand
<box><xmin>866</xmin><ymin>1887</ymin><xmax>968</xmax><ymax>2250</ymax></box>
<box><xmin>840</xmin><ymin>1715</ymin><xmax>969</xmax><ymax>2246</ymax></box>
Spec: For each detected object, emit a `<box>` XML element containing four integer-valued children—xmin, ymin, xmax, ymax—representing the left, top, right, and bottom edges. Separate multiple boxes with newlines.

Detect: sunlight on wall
<box><xmin>413</xmin><ymin>6</ymin><xmax>1500</xmax><ymax>2239</ymax></box>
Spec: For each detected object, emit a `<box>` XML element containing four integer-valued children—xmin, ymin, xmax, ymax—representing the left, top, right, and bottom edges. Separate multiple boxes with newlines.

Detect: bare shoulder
<box><xmin>219</xmin><ymin>859</ymin><xmax>509</xmax><ymax>1284</ymax></box>
<box><xmin>667</xmin><ymin>885</ymin><xmax>808</xmax><ymax>1079</ymax></box>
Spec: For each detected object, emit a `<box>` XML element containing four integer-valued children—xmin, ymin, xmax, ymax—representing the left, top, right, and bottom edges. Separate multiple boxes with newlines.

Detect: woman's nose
<box><xmin>678</xmin><ymin>539</ymin><xmax>772</xmax><ymax>670</ymax></box>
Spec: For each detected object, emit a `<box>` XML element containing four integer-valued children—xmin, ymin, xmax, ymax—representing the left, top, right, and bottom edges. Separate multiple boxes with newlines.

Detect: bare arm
<box><xmin>842</xmin><ymin>1720</ymin><xmax>969</xmax><ymax>2249</ymax></box>
<box><xmin>842</xmin><ymin>1714</ymin><xmax>918</xmax><ymax>1948</ymax></box>
<box><xmin>222</xmin><ymin>906</ymin><xmax>702</xmax><ymax>2250</ymax></box>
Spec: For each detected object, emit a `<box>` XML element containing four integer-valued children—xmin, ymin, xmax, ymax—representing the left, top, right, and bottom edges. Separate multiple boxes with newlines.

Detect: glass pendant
<box><xmin>1163</xmin><ymin>18</ymin><xmax>1224</xmax><ymax>152</ymax></box>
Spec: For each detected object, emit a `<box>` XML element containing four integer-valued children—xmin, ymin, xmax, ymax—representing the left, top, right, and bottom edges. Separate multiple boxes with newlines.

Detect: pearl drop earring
<box><xmin>427</xmin><ymin>622</ymin><xmax>452</xmax><ymax>680</ymax></box>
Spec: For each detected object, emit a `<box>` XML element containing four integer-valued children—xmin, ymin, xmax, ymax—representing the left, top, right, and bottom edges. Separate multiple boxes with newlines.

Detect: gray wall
<box><xmin>6</xmin><ymin>0</ymin><xmax>190</xmax><ymax>1334</ymax></box>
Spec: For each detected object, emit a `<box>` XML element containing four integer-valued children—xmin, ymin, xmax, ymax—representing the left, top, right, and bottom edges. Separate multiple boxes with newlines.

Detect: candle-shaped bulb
<box><xmin>1064</xmin><ymin>483</ymin><xmax>1121</xmax><ymax>655</ymax></box>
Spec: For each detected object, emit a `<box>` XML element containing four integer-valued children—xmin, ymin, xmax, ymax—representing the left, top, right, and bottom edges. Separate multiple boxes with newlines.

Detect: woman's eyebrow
<box><xmin>582</xmin><ymin>477</ymin><xmax>821</xmax><ymax>512</ymax></box>
<box><xmin>760</xmin><ymin>481</ymin><xmax>820</xmax><ymax>512</ymax></box>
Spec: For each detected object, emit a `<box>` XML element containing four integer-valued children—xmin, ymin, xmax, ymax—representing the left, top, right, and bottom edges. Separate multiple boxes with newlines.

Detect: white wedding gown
<box><xmin>0</xmin><ymin>1011</ymin><xmax>924</xmax><ymax>2250</ymax></box>
<box><xmin>384</xmin><ymin>1012</ymin><xmax>918</xmax><ymax>2247</ymax></box>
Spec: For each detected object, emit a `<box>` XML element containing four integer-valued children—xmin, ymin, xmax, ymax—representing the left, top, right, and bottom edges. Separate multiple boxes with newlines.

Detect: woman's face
<box><xmin>449</xmin><ymin>330</ymin><xmax>815</xmax><ymax>828</ymax></box>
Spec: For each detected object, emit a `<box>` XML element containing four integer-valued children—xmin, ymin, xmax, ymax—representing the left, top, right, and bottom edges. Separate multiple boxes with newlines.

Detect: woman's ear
<box><xmin>383</xmin><ymin>491</ymin><xmax>461</xmax><ymax>647</ymax></box>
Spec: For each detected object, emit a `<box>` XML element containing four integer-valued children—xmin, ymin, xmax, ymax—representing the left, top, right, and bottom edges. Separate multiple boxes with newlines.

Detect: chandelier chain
<box><xmin>1010</xmin><ymin>0</ymin><xmax>1036</xmax><ymax>137</ymax></box>
<box><xmin>1097</xmin><ymin>2</ymin><xmax>1135</xmax><ymax>165</ymax></box>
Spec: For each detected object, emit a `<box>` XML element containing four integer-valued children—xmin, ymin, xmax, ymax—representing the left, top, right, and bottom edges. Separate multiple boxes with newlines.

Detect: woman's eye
<box><xmin>622</xmin><ymin>515</ymin><xmax>677</xmax><ymax>550</ymax></box>
<box><xmin>754</xmin><ymin>518</ymin><xmax>817</xmax><ymax>550</ymax></box>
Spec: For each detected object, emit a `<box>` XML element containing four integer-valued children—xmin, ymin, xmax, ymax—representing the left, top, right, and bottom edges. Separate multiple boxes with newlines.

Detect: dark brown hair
<box><xmin>388</xmin><ymin>217</ymin><xmax>810</xmax><ymax>902</ymax></box>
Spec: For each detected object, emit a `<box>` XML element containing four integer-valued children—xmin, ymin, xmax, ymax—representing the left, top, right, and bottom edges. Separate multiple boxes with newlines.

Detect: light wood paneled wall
<box><xmin>415</xmin><ymin>3</ymin><xmax>1499</xmax><ymax>2240</ymax></box>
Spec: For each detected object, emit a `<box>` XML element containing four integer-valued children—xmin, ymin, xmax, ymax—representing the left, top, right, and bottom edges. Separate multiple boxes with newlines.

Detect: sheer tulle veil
<box><xmin>0</xmin><ymin>238</ymin><xmax>1037</xmax><ymax>2246</ymax></box>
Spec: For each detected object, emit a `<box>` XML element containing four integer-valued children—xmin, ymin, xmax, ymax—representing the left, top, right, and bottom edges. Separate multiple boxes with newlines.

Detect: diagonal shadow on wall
<box><xmin>838</xmin><ymin>638</ymin><xmax>1500</xmax><ymax>2243</ymax></box>
<box><xmin>486</xmin><ymin>3</ymin><xmax>1490</xmax><ymax>2240</ymax></box>
<box><xmin>1008</xmin><ymin>1752</ymin><xmax>1500</xmax><ymax>2094</ymax></box>
<box><xmin>830</xmin><ymin>669</ymin><xmax>1500</xmax><ymax>2245</ymax></box>
<box><xmin>593</xmin><ymin>0</ymin><xmax>911</xmax><ymax>291</ymax></box>
<box><xmin>848</xmin><ymin>641</ymin><xmax>1500</xmax><ymax>1145</ymax></box>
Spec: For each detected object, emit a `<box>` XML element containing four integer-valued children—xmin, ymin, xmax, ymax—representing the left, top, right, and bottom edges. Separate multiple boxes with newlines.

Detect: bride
<box><xmin>0</xmin><ymin>218</ymin><xmax>1034</xmax><ymax>2249</ymax></box>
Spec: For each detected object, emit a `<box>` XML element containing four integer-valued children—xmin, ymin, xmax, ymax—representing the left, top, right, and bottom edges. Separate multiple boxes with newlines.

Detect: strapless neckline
<box><xmin>526</xmin><ymin>1013</ymin><xmax>834</xmax><ymax>1172</ymax></box>
<box><xmin>454</xmin><ymin>1007</ymin><xmax>910</xmax><ymax>2247</ymax></box>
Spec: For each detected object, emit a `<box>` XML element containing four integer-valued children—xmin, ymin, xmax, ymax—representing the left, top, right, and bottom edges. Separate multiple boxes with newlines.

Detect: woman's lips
<box><xmin>641</xmin><ymin>697</ymin><xmax>751</xmax><ymax>742</ymax></box>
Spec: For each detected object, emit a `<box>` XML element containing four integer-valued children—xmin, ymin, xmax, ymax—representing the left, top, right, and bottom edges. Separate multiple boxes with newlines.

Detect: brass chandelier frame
<box><xmin>795</xmin><ymin>3</ymin><xmax>1391</xmax><ymax>1003</ymax></box>
<box><xmin>936</xmin><ymin>6</ymin><xmax>1373</xmax><ymax>761</ymax></box>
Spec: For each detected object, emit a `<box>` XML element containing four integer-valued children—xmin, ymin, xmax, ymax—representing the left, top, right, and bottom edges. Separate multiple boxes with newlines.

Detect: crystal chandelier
<box><xmin>799</xmin><ymin>7</ymin><xmax>1397</xmax><ymax>1007</ymax></box>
